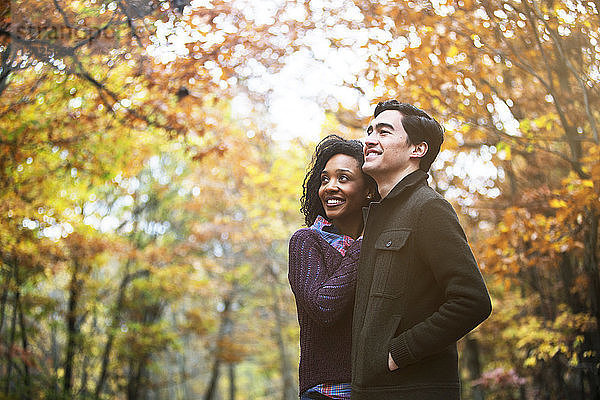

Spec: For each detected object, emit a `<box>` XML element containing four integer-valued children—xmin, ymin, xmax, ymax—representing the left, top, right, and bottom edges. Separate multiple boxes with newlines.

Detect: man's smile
<box><xmin>365</xmin><ymin>147</ymin><xmax>381</xmax><ymax>161</ymax></box>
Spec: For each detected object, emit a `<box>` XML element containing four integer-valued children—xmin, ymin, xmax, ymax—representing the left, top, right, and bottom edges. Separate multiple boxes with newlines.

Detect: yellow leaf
<box><xmin>549</xmin><ymin>199</ymin><xmax>567</xmax><ymax>208</ymax></box>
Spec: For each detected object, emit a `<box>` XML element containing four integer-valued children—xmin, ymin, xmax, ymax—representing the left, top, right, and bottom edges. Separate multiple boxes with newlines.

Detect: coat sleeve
<box><xmin>288</xmin><ymin>229</ymin><xmax>361</xmax><ymax>327</ymax></box>
<box><xmin>388</xmin><ymin>198</ymin><xmax>492</xmax><ymax>368</ymax></box>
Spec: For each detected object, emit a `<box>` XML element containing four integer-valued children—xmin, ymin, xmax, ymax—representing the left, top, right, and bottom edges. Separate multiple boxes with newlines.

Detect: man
<box><xmin>351</xmin><ymin>100</ymin><xmax>492</xmax><ymax>399</ymax></box>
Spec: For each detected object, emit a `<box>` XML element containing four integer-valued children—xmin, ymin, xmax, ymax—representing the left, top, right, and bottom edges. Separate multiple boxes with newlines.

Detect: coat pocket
<box><xmin>356</xmin><ymin>314</ymin><xmax>403</xmax><ymax>387</ymax></box>
<box><xmin>371</xmin><ymin>229</ymin><xmax>411</xmax><ymax>296</ymax></box>
<box><xmin>385</xmin><ymin>315</ymin><xmax>403</xmax><ymax>372</ymax></box>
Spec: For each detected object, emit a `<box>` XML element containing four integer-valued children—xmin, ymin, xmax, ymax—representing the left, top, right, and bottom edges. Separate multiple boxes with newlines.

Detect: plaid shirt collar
<box><xmin>310</xmin><ymin>215</ymin><xmax>356</xmax><ymax>256</ymax></box>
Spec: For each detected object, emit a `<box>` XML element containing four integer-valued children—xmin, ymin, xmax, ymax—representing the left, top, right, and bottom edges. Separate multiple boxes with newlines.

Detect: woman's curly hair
<box><xmin>300</xmin><ymin>134</ymin><xmax>379</xmax><ymax>226</ymax></box>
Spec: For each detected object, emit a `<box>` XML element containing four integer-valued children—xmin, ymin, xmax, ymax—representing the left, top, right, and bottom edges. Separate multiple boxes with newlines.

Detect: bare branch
<box><xmin>529</xmin><ymin>1</ymin><xmax>599</xmax><ymax>144</ymax></box>
<box><xmin>52</xmin><ymin>0</ymin><xmax>93</xmax><ymax>33</ymax></box>
<box><xmin>117</xmin><ymin>1</ymin><xmax>144</xmax><ymax>48</ymax></box>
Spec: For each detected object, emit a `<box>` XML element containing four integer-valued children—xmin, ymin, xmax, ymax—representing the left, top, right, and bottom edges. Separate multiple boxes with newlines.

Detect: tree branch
<box><xmin>529</xmin><ymin>0</ymin><xmax>599</xmax><ymax>144</ymax></box>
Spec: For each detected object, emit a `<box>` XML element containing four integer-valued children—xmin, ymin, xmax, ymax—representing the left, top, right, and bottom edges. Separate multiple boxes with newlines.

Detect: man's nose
<box><xmin>364</xmin><ymin>134</ymin><xmax>378</xmax><ymax>146</ymax></box>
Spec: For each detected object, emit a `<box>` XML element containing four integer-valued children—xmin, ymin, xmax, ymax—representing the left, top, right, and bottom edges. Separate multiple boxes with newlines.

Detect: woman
<box><xmin>288</xmin><ymin>135</ymin><xmax>379</xmax><ymax>400</ymax></box>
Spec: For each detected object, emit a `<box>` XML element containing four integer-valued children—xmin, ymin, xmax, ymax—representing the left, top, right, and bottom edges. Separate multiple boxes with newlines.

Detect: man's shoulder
<box><xmin>398</xmin><ymin>182</ymin><xmax>446</xmax><ymax>209</ymax></box>
<box><xmin>415</xmin><ymin>182</ymin><xmax>443</xmax><ymax>198</ymax></box>
<box><xmin>381</xmin><ymin>185</ymin><xmax>452</xmax><ymax>226</ymax></box>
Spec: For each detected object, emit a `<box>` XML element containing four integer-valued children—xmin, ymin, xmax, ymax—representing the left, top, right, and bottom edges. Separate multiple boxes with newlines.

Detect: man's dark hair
<box><xmin>300</xmin><ymin>134</ymin><xmax>379</xmax><ymax>226</ymax></box>
<box><xmin>374</xmin><ymin>99</ymin><xmax>444</xmax><ymax>172</ymax></box>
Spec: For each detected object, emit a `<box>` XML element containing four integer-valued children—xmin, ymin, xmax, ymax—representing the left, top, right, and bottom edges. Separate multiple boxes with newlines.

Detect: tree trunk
<box><xmin>50</xmin><ymin>313</ymin><xmax>60</xmax><ymax>397</ymax></box>
<box><xmin>63</xmin><ymin>260</ymin><xmax>82</xmax><ymax>397</ymax></box>
<box><xmin>204</xmin><ymin>297</ymin><xmax>232</xmax><ymax>400</ymax></box>
<box><xmin>4</xmin><ymin>288</ymin><xmax>17</xmax><ymax>396</ymax></box>
<box><xmin>180</xmin><ymin>351</ymin><xmax>190</xmax><ymax>400</ymax></box>
<box><xmin>228</xmin><ymin>363</ymin><xmax>236</xmax><ymax>400</ymax></box>
<box><xmin>270</xmin><ymin>280</ymin><xmax>297</xmax><ymax>400</ymax></box>
<box><xmin>559</xmin><ymin>254</ymin><xmax>584</xmax><ymax>313</ymax></box>
<box><xmin>584</xmin><ymin>208</ymin><xmax>600</xmax><ymax>324</ymax></box>
<box><xmin>204</xmin><ymin>353</ymin><xmax>222</xmax><ymax>400</ymax></box>
<box><xmin>16</xmin><ymin>288</ymin><xmax>30</xmax><ymax>400</ymax></box>
<box><xmin>178</xmin><ymin>326</ymin><xmax>191</xmax><ymax>400</ymax></box>
<box><xmin>79</xmin><ymin>313</ymin><xmax>97</xmax><ymax>398</ymax></box>
<box><xmin>94</xmin><ymin>264</ymin><xmax>147</xmax><ymax>399</ymax></box>
<box><xmin>463</xmin><ymin>336</ymin><xmax>484</xmax><ymax>400</ymax></box>
<box><xmin>94</xmin><ymin>321</ymin><xmax>116</xmax><ymax>399</ymax></box>
<box><xmin>0</xmin><ymin>42</ymin><xmax>12</xmax><ymax>97</ymax></box>
<box><xmin>126</xmin><ymin>357</ymin><xmax>146</xmax><ymax>400</ymax></box>
<box><xmin>582</xmin><ymin>207</ymin><xmax>600</xmax><ymax>399</ymax></box>
<box><xmin>505</xmin><ymin>161</ymin><xmax>518</xmax><ymax>205</ymax></box>
<box><xmin>0</xmin><ymin>265</ymin><xmax>10</xmax><ymax>389</ymax></box>
<box><xmin>0</xmin><ymin>269</ymin><xmax>9</xmax><ymax>335</ymax></box>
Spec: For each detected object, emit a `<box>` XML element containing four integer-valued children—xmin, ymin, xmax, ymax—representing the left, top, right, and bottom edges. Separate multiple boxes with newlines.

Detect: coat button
<box><xmin>386</xmin><ymin>241</ymin><xmax>392</xmax><ymax>247</ymax></box>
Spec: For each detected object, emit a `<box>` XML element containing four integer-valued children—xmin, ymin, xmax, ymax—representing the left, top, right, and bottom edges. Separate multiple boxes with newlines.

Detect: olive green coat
<box><xmin>351</xmin><ymin>170</ymin><xmax>492</xmax><ymax>400</ymax></box>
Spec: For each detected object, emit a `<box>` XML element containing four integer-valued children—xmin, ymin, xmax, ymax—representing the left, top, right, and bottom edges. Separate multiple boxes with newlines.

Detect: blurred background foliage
<box><xmin>0</xmin><ymin>0</ymin><xmax>599</xmax><ymax>399</ymax></box>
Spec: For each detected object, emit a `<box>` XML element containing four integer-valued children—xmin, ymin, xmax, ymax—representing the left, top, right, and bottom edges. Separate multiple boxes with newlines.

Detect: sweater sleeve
<box><xmin>288</xmin><ymin>229</ymin><xmax>361</xmax><ymax>327</ymax></box>
<box><xmin>388</xmin><ymin>198</ymin><xmax>492</xmax><ymax>368</ymax></box>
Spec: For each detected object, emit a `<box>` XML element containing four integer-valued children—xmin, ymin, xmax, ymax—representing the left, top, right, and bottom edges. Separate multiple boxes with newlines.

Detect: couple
<box><xmin>288</xmin><ymin>100</ymin><xmax>492</xmax><ymax>400</ymax></box>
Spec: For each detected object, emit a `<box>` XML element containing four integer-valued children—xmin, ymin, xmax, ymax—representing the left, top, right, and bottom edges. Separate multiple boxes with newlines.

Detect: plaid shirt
<box><xmin>309</xmin><ymin>216</ymin><xmax>357</xmax><ymax>256</ymax></box>
<box><xmin>304</xmin><ymin>215</ymin><xmax>354</xmax><ymax>399</ymax></box>
<box><xmin>304</xmin><ymin>383</ymin><xmax>351</xmax><ymax>399</ymax></box>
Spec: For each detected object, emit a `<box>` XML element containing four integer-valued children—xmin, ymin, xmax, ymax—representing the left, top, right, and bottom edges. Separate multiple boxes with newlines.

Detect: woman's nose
<box><xmin>324</xmin><ymin>180</ymin><xmax>339</xmax><ymax>191</ymax></box>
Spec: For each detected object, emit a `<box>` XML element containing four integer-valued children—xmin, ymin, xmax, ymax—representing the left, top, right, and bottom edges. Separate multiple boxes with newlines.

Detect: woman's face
<box><xmin>318</xmin><ymin>153</ymin><xmax>370</xmax><ymax>227</ymax></box>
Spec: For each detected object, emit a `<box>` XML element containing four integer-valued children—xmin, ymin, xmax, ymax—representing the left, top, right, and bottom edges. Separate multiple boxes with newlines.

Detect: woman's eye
<box><xmin>339</xmin><ymin>175</ymin><xmax>349</xmax><ymax>182</ymax></box>
<box><xmin>321</xmin><ymin>175</ymin><xmax>329</xmax><ymax>183</ymax></box>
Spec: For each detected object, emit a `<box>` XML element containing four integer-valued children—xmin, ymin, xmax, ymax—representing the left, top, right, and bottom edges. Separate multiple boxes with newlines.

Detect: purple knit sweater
<box><xmin>288</xmin><ymin>228</ymin><xmax>361</xmax><ymax>395</ymax></box>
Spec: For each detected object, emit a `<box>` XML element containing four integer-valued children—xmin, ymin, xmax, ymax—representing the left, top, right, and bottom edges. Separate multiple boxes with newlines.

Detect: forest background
<box><xmin>1</xmin><ymin>0</ymin><xmax>599</xmax><ymax>399</ymax></box>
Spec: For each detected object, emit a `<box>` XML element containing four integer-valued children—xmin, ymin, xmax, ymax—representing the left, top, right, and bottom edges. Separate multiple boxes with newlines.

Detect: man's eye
<box><xmin>339</xmin><ymin>175</ymin><xmax>349</xmax><ymax>182</ymax></box>
<box><xmin>321</xmin><ymin>175</ymin><xmax>329</xmax><ymax>183</ymax></box>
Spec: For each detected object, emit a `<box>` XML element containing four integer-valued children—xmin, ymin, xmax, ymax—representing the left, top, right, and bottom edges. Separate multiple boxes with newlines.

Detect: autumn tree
<box><xmin>178</xmin><ymin>102</ymin><xmax>307</xmax><ymax>399</ymax></box>
<box><xmin>308</xmin><ymin>0</ymin><xmax>600</xmax><ymax>398</ymax></box>
<box><xmin>1</xmin><ymin>1</ymin><xmax>310</xmax><ymax>398</ymax></box>
<box><xmin>7</xmin><ymin>0</ymin><xmax>599</xmax><ymax>399</ymax></box>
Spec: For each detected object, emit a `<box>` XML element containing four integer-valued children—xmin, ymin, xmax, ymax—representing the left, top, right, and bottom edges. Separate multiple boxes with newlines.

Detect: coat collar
<box><xmin>382</xmin><ymin>169</ymin><xmax>429</xmax><ymax>201</ymax></box>
<box><xmin>362</xmin><ymin>170</ymin><xmax>428</xmax><ymax>224</ymax></box>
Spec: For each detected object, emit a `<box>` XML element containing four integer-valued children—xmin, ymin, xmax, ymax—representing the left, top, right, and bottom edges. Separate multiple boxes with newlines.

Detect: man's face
<box><xmin>363</xmin><ymin>110</ymin><xmax>417</xmax><ymax>183</ymax></box>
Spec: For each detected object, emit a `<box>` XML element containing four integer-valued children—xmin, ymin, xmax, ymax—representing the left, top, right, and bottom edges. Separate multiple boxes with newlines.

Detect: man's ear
<box><xmin>410</xmin><ymin>142</ymin><xmax>428</xmax><ymax>159</ymax></box>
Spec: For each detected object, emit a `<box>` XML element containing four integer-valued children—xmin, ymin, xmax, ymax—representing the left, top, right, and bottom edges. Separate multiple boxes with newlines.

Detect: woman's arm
<box><xmin>288</xmin><ymin>229</ymin><xmax>361</xmax><ymax>327</ymax></box>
